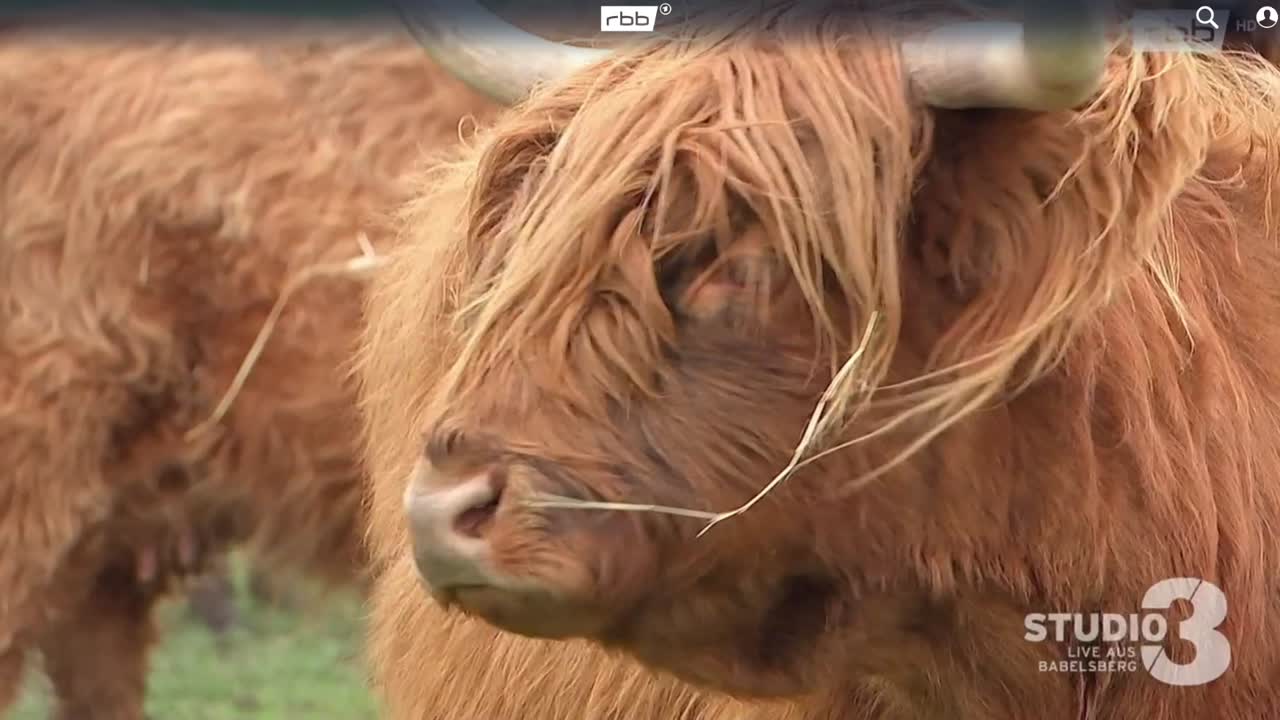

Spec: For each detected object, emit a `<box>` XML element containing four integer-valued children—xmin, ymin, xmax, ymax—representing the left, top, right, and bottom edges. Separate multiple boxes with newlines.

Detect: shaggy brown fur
<box><xmin>369</xmin><ymin>556</ymin><xmax>762</xmax><ymax>720</ymax></box>
<box><xmin>361</xmin><ymin>4</ymin><xmax>1280</xmax><ymax>719</ymax></box>
<box><xmin>0</xmin><ymin>22</ymin><xmax>501</xmax><ymax>717</ymax></box>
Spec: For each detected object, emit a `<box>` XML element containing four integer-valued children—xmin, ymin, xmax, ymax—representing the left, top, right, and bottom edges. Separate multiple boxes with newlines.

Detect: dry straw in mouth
<box><xmin>525</xmin><ymin>310</ymin><xmax>882</xmax><ymax>536</ymax></box>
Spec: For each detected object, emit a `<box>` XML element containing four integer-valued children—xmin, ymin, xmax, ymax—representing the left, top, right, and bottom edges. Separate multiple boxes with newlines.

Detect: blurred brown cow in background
<box><xmin>0</xmin><ymin>20</ymin><xmax>469</xmax><ymax>716</ymax></box>
<box><xmin>365</xmin><ymin>1</ymin><xmax>1280</xmax><ymax>719</ymax></box>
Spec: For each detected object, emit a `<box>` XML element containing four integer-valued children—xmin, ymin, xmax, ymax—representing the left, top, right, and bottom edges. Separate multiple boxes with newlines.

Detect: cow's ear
<box><xmin>663</xmin><ymin>224</ymin><xmax>794</xmax><ymax>328</ymax></box>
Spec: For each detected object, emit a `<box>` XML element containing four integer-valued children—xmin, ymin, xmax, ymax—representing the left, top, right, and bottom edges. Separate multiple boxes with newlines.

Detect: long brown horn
<box><xmin>395</xmin><ymin>0</ymin><xmax>610</xmax><ymax>104</ymax></box>
<box><xmin>901</xmin><ymin>4</ymin><xmax>1110</xmax><ymax>110</ymax></box>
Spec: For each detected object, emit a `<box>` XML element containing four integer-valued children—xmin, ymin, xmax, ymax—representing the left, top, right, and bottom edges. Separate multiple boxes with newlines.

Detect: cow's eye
<box><xmin>656</xmin><ymin>238</ymin><xmax>720</xmax><ymax>314</ymax></box>
<box><xmin>657</xmin><ymin>225</ymin><xmax>786</xmax><ymax>326</ymax></box>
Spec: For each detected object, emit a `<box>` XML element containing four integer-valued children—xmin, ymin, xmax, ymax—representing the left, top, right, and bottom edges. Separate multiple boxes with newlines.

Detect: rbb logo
<box><xmin>606</xmin><ymin>11</ymin><xmax>649</xmax><ymax>29</ymax></box>
<box><xmin>600</xmin><ymin>4</ymin><xmax>671</xmax><ymax>32</ymax></box>
<box><xmin>1130</xmin><ymin>9</ymin><xmax>1230</xmax><ymax>53</ymax></box>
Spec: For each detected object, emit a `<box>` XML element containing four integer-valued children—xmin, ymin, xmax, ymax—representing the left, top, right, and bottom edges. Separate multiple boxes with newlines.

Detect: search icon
<box><xmin>1196</xmin><ymin>5</ymin><xmax>1219</xmax><ymax>28</ymax></box>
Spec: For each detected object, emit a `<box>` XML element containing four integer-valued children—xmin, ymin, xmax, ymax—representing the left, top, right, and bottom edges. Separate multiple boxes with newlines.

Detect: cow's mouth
<box><xmin>403</xmin><ymin>453</ymin><xmax>845</xmax><ymax>689</ymax></box>
<box><xmin>404</xmin><ymin>460</ymin><xmax>637</xmax><ymax>639</ymax></box>
<box><xmin>446</xmin><ymin>584</ymin><xmax>613</xmax><ymax>638</ymax></box>
<box><xmin>603</xmin><ymin>571</ymin><xmax>840</xmax><ymax>698</ymax></box>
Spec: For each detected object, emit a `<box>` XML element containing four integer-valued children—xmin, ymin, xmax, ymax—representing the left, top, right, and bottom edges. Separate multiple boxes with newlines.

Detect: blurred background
<box><xmin>10</xmin><ymin>556</ymin><xmax>376</xmax><ymax>720</ymax></box>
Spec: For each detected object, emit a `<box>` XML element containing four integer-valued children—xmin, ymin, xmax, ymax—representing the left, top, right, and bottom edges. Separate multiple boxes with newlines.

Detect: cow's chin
<box><xmin>421</xmin><ymin>550</ymin><xmax>618</xmax><ymax>640</ymax></box>
<box><xmin>611</xmin><ymin>572</ymin><xmax>840</xmax><ymax>698</ymax></box>
<box><xmin>438</xmin><ymin>558</ymin><xmax>835</xmax><ymax>699</ymax></box>
<box><xmin>419</xmin><ymin>514</ymin><xmax>659</xmax><ymax>641</ymax></box>
<box><xmin>440</xmin><ymin>584</ymin><xmax>614</xmax><ymax>639</ymax></box>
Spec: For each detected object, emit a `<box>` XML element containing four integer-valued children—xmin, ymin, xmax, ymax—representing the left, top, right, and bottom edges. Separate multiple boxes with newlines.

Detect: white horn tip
<box><xmin>904</xmin><ymin>20</ymin><xmax>1109</xmax><ymax>111</ymax></box>
<box><xmin>397</xmin><ymin>0</ymin><xmax>612</xmax><ymax>104</ymax></box>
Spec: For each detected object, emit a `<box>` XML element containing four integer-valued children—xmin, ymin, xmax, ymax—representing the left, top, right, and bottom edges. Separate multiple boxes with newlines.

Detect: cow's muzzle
<box><xmin>402</xmin><ymin>458</ymin><xmax>613</xmax><ymax>638</ymax></box>
<box><xmin>402</xmin><ymin>464</ymin><xmax>505</xmax><ymax>594</ymax></box>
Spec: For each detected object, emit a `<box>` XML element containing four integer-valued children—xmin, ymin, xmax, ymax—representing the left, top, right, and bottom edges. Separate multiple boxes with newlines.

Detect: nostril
<box><xmin>453</xmin><ymin>498</ymin><xmax>498</xmax><ymax>538</ymax></box>
<box><xmin>452</xmin><ymin>469</ymin><xmax>507</xmax><ymax>539</ymax></box>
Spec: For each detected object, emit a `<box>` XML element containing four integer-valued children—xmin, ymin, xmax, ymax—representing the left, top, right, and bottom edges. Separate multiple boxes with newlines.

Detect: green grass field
<box><xmin>11</xmin><ymin>560</ymin><xmax>379</xmax><ymax>720</ymax></box>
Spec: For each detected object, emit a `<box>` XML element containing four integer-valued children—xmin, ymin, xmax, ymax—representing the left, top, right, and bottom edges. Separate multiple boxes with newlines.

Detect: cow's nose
<box><xmin>403</xmin><ymin>466</ymin><xmax>506</xmax><ymax>592</ymax></box>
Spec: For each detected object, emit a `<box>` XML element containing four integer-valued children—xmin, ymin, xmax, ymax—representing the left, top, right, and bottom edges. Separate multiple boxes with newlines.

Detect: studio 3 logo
<box><xmin>600</xmin><ymin>3</ymin><xmax>673</xmax><ymax>32</ymax></box>
<box><xmin>1025</xmin><ymin>577</ymin><xmax>1231</xmax><ymax>686</ymax></box>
